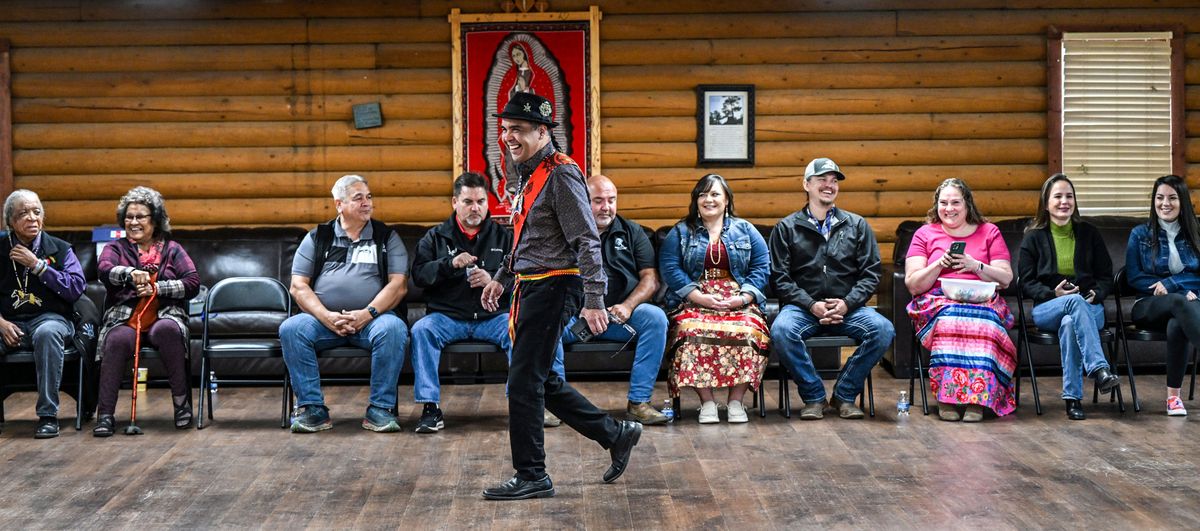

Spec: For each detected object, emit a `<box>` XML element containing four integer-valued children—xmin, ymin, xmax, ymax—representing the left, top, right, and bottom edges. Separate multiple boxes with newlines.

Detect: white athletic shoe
<box><xmin>727</xmin><ymin>400</ymin><xmax>748</xmax><ymax>423</ymax></box>
<box><xmin>698</xmin><ymin>401</ymin><xmax>719</xmax><ymax>424</ymax></box>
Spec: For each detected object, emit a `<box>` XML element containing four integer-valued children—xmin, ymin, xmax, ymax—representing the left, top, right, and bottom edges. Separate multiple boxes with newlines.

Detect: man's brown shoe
<box><xmin>799</xmin><ymin>400</ymin><xmax>827</xmax><ymax>420</ymax></box>
<box><xmin>829</xmin><ymin>397</ymin><xmax>865</xmax><ymax>419</ymax></box>
<box><xmin>626</xmin><ymin>401</ymin><xmax>668</xmax><ymax>425</ymax></box>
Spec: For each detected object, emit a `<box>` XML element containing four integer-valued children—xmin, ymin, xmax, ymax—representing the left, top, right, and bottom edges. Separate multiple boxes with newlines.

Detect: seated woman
<box><xmin>1019</xmin><ymin>174</ymin><xmax>1119</xmax><ymax>420</ymax></box>
<box><xmin>93</xmin><ymin>187</ymin><xmax>200</xmax><ymax>436</ymax></box>
<box><xmin>905</xmin><ymin>178</ymin><xmax>1016</xmax><ymax>422</ymax></box>
<box><xmin>660</xmin><ymin>174</ymin><xmax>770</xmax><ymax>424</ymax></box>
<box><xmin>1125</xmin><ymin>174</ymin><xmax>1200</xmax><ymax>417</ymax></box>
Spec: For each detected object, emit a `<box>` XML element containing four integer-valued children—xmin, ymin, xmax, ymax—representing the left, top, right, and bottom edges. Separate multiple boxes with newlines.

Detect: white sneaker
<box><xmin>698</xmin><ymin>401</ymin><xmax>719</xmax><ymax>424</ymax></box>
<box><xmin>727</xmin><ymin>400</ymin><xmax>748</xmax><ymax>423</ymax></box>
<box><xmin>1167</xmin><ymin>396</ymin><xmax>1188</xmax><ymax>417</ymax></box>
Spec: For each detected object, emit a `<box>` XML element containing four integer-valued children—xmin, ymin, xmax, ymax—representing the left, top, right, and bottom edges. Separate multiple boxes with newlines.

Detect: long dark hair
<box><xmin>925</xmin><ymin>178</ymin><xmax>987</xmax><ymax>226</ymax></box>
<box><xmin>1026</xmin><ymin>173</ymin><xmax>1082</xmax><ymax>233</ymax></box>
<box><xmin>685</xmin><ymin>173</ymin><xmax>736</xmax><ymax>227</ymax></box>
<box><xmin>1147</xmin><ymin>174</ymin><xmax>1200</xmax><ymax>261</ymax></box>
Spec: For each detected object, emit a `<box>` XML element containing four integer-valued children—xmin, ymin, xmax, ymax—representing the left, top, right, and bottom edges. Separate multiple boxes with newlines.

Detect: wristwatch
<box><xmin>366</xmin><ymin>306</ymin><xmax>379</xmax><ymax>319</ymax></box>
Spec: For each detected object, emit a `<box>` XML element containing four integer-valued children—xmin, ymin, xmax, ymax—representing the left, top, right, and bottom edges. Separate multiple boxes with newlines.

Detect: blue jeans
<box><xmin>410</xmin><ymin>312</ymin><xmax>510</xmax><ymax>404</ymax></box>
<box><xmin>551</xmin><ymin>303</ymin><xmax>668</xmax><ymax>403</ymax></box>
<box><xmin>1031</xmin><ymin>294</ymin><xmax>1107</xmax><ymax>400</ymax></box>
<box><xmin>3</xmin><ymin>313</ymin><xmax>74</xmax><ymax>418</ymax></box>
<box><xmin>280</xmin><ymin>312</ymin><xmax>408</xmax><ymax>410</ymax></box>
<box><xmin>770</xmin><ymin>305</ymin><xmax>895</xmax><ymax>404</ymax></box>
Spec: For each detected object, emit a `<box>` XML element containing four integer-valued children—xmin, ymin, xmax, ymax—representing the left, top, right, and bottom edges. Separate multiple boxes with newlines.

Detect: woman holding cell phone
<box><xmin>904</xmin><ymin>178</ymin><xmax>1016</xmax><ymax>422</ymax></box>
<box><xmin>1018</xmin><ymin>174</ymin><xmax>1118</xmax><ymax>420</ymax></box>
<box><xmin>1124</xmin><ymin>174</ymin><xmax>1200</xmax><ymax>416</ymax></box>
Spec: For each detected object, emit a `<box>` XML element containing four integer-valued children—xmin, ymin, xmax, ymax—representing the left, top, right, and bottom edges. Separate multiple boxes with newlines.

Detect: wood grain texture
<box><xmin>2</xmin><ymin>377</ymin><xmax>1200</xmax><ymax>528</ymax></box>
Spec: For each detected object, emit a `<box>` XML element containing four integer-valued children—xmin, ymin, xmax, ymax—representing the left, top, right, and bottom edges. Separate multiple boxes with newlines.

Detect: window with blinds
<box><xmin>1060</xmin><ymin>31</ymin><xmax>1174</xmax><ymax>214</ymax></box>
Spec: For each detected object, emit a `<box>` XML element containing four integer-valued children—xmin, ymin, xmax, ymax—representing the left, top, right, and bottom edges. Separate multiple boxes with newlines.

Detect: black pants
<box><xmin>508</xmin><ymin>275</ymin><xmax>620</xmax><ymax>480</ymax></box>
<box><xmin>1132</xmin><ymin>294</ymin><xmax>1200</xmax><ymax>388</ymax></box>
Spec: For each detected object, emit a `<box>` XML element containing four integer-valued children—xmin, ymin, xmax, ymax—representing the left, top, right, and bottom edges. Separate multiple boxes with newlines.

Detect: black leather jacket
<box><xmin>768</xmin><ymin>207</ymin><xmax>882</xmax><ymax>312</ymax></box>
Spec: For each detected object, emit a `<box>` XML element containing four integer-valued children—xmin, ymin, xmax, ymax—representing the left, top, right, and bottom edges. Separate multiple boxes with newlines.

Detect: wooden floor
<box><xmin>1</xmin><ymin>370</ymin><xmax>1199</xmax><ymax>530</ymax></box>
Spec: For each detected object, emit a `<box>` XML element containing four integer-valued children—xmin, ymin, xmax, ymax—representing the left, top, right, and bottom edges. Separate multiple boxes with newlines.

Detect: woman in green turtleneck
<box><xmin>1018</xmin><ymin>174</ymin><xmax>1119</xmax><ymax>420</ymax></box>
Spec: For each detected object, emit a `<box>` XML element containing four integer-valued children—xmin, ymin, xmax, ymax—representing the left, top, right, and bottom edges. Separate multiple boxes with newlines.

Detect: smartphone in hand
<box><xmin>1062</xmin><ymin>281</ymin><xmax>1077</xmax><ymax>291</ymax></box>
<box><xmin>949</xmin><ymin>241</ymin><xmax>966</xmax><ymax>256</ymax></box>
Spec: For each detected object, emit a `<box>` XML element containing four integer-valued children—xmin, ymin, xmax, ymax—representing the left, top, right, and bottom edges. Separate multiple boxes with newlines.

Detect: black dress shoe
<box><xmin>1091</xmin><ymin>367</ymin><xmax>1120</xmax><ymax>393</ymax></box>
<box><xmin>34</xmin><ymin>417</ymin><xmax>59</xmax><ymax>439</ymax></box>
<box><xmin>604</xmin><ymin>420</ymin><xmax>642</xmax><ymax>483</ymax></box>
<box><xmin>482</xmin><ymin>475</ymin><xmax>555</xmax><ymax>501</ymax></box>
<box><xmin>1066</xmin><ymin>399</ymin><xmax>1086</xmax><ymax>420</ymax></box>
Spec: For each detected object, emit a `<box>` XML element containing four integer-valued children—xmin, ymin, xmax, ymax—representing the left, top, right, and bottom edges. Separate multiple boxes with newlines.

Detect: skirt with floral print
<box><xmin>667</xmin><ymin>273</ymin><xmax>769</xmax><ymax>397</ymax></box>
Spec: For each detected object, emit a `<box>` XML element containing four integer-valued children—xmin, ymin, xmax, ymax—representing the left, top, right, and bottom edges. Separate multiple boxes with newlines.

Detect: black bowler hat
<box><xmin>493</xmin><ymin>92</ymin><xmax>559</xmax><ymax>128</ymax></box>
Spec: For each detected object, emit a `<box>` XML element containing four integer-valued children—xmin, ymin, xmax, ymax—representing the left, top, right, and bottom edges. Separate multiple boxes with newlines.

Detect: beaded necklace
<box><xmin>8</xmin><ymin>234</ymin><xmax>42</xmax><ymax>309</ymax></box>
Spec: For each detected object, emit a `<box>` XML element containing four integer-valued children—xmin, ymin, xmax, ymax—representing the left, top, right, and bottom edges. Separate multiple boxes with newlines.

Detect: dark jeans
<box><xmin>1132</xmin><ymin>294</ymin><xmax>1200</xmax><ymax>389</ymax></box>
<box><xmin>97</xmin><ymin>320</ymin><xmax>190</xmax><ymax>416</ymax></box>
<box><xmin>508</xmin><ymin>275</ymin><xmax>620</xmax><ymax>481</ymax></box>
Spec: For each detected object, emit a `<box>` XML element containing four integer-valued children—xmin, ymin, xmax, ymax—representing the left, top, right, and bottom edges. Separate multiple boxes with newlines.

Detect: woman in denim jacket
<box><xmin>1124</xmin><ymin>174</ymin><xmax>1200</xmax><ymax>416</ymax></box>
<box><xmin>659</xmin><ymin>174</ymin><xmax>770</xmax><ymax>424</ymax></box>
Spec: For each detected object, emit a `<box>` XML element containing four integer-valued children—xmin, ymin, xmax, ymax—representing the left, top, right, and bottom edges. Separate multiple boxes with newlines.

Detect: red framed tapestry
<box><xmin>450</xmin><ymin>7</ymin><xmax>601</xmax><ymax>222</ymax></box>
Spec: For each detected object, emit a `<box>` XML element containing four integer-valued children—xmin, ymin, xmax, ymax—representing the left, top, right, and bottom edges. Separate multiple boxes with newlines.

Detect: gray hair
<box><xmin>332</xmin><ymin>174</ymin><xmax>368</xmax><ymax>201</ymax></box>
<box><xmin>3</xmin><ymin>189</ymin><xmax>42</xmax><ymax>230</ymax></box>
<box><xmin>116</xmin><ymin>186</ymin><xmax>171</xmax><ymax>236</ymax></box>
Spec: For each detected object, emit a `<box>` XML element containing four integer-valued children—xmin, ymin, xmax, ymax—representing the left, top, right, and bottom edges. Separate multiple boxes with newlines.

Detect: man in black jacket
<box><xmin>409</xmin><ymin>172</ymin><xmax>513</xmax><ymax>433</ymax></box>
<box><xmin>768</xmin><ymin>158</ymin><xmax>895</xmax><ymax>420</ymax></box>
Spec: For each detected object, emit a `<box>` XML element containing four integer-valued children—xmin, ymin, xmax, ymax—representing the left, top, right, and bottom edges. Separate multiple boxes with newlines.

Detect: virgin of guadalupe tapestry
<box><xmin>452</xmin><ymin>11</ymin><xmax>599</xmax><ymax>222</ymax></box>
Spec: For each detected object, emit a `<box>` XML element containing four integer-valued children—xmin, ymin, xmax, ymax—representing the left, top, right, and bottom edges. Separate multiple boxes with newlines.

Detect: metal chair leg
<box><xmin>756</xmin><ymin>383</ymin><xmax>766</xmax><ymax>418</ymax></box>
<box><xmin>866</xmin><ymin>372</ymin><xmax>875</xmax><ymax>417</ymax></box>
<box><xmin>912</xmin><ymin>330</ymin><xmax>929</xmax><ymax>415</ymax></box>
<box><xmin>1189</xmin><ymin>347</ymin><xmax>1198</xmax><ymax>401</ymax></box>
<box><xmin>672</xmin><ymin>396</ymin><xmax>682</xmax><ymax>422</ymax></box>
<box><xmin>1119</xmin><ymin>331</ymin><xmax>1141</xmax><ymax>412</ymax></box>
<box><xmin>197</xmin><ymin>355</ymin><xmax>208</xmax><ymax>429</ymax></box>
<box><xmin>75</xmin><ymin>354</ymin><xmax>84</xmax><ymax>431</ymax></box>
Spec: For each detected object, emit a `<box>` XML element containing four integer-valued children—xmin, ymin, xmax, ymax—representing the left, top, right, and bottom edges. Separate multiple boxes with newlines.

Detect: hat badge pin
<box><xmin>539</xmin><ymin>101</ymin><xmax>552</xmax><ymax>117</ymax></box>
<box><xmin>523</xmin><ymin>102</ymin><xmax>532</xmax><ymax>112</ymax></box>
<box><xmin>822</xmin><ymin>161</ymin><xmax>836</xmax><ymax>171</ymax></box>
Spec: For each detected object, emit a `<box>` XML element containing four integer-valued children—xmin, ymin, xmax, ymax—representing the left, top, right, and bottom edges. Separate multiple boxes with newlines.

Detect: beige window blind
<box><xmin>1061</xmin><ymin>31</ymin><xmax>1173</xmax><ymax>214</ymax></box>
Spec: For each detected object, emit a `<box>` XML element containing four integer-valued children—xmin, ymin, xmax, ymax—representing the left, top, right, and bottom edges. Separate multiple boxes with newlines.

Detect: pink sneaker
<box><xmin>1166</xmin><ymin>396</ymin><xmax>1187</xmax><ymax>417</ymax></box>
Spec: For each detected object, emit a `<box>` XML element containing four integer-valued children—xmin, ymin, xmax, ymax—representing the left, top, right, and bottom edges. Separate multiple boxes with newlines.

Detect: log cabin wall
<box><xmin>1</xmin><ymin>0</ymin><xmax>1197</xmax><ymax>259</ymax></box>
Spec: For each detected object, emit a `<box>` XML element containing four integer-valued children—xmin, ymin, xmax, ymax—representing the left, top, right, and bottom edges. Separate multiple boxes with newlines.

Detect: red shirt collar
<box><xmin>456</xmin><ymin>216</ymin><xmax>479</xmax><ymax>240</ymax></box>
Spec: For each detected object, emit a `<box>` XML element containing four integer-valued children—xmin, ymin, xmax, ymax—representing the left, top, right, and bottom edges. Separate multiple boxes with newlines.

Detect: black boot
<box><xmin>1065</xmin><ymin>399</ymin><xmax>1085</xmax><ymax>420</ymax></box>
<box><xmin>1091</xmin><ymin>367</ymin><xmax>1120</xmax><ymax>393</ymax></box>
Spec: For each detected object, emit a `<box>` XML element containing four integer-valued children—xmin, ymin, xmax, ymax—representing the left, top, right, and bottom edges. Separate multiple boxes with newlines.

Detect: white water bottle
<box><xmin>209</xmin><ymin>371</ymin><xmax>219</xmax><ymax>411</ymax></box>
<box><xmin>897</xmin><ymin>390</ymin><xmax>910</xmax><ymax>415</ymax></box>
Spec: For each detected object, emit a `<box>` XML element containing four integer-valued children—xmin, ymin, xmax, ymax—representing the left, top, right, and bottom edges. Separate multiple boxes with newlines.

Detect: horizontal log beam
<box><xmin>14</xmin><ymin>120</ymin><xmax>451</xmax><ymax>149</ymax></box>
<box><xmin>602</xmin><ymin>87</ymin><xmax>1047</xmax><ymax>117</ymax></box>
<box><xmin>601</xmin><ymin>35</ymin><xmax>1045</xmax><ymax>65</ymax></box>
<box><xmin>601</xmin><ymin>62</ymin><xmax>1046</xmax><ymax>91</ymax></box>
<box><xmin>13</xmin><ymin>94</ymin><xmax>451</xmax><ymax>122</ymax></box>
<box><xmin>13</xmin><ymin>69</ymin><xmax>448</xmax><ymax>98</ymax></box>
<box><xmin>611</xmin><ymin>190</ymin><xmax>1039</xmax><ymax>218</ymax></box>
<box><xmin>0</xmin><ymin>18</ymin><xmax>447</xmax><ymax>47</ymax></box>
<box><xmin>602</xmin><ymin>113</ymin><xmax>1046</xmax><ymax>143</ymax></box>
<box><xmin>603</xmin><ymin>165</ymin><xmax>1049</xmax><ymax>194</ymax></box>
<box><xmin>43</xmin><ymin>196</ymin><xmax>453</xmax><ymax>227</ymax></box>
<box><xmin>602</xmin><ymin>139</ymin><xmax>1046</xmax><ymax>168</ymax></box>
<box><xmin>11</xmin><ymin>44</ymin><xmax>379</xmax><ymax>73</ymax></box>
<box><xmin>14</xmin><ymin>146</ymin><xmax>451</xmax><ymax>174</ymax></box>
<box><xmin>20</xmin><ymin>171</ymin><xmax>454</xmax><ymax>201</ymax></box>
<box><xmin>897</xmin><ymin>8</ymin><xmax>1200</xmax><ymax>35</ymax></box>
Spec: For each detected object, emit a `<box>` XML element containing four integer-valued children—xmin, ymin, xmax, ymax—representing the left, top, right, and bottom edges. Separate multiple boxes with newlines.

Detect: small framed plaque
<box><xmin>696</xmin><ymin>84</ymin><xmax>754</xmax><ymax>167</ymax></box>
<box><xmin>352</xmin><ymin>102</ymin><xmax>384</xmax><ymax>130</ymax></box>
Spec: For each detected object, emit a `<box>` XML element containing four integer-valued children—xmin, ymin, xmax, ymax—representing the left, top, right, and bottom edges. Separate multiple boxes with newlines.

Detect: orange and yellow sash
<box><xmin>508</xmin><ymin>268</ymin><xmax>580</xmax><ymax>342</ymax></box>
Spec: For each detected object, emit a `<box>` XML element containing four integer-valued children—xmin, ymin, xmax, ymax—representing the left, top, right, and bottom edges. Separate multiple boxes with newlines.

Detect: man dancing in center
<box><xmin>480</xmin><ymin>93</ymin><xmax>641</xmax><ymax>500</ymax></box>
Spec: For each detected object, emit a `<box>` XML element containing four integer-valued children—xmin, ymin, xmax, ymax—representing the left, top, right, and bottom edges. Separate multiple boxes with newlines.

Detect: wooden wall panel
<box><xmin>0</xmin><ymin>0</ymin><xmax>1192</xmax><ymax>239</ymax></box>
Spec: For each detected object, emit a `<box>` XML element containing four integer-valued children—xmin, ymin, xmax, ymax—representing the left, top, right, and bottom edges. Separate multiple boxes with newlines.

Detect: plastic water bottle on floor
<box><xmin>661</xmin><ymin>399</ymin><xmax>675</xmax><ymax>423</ymax></box>
<box><xmin>897</xmin><ymin>390</ymin><xmax>910</xmax><ymax>416</ymax></box>
<box><xmin>209</xmin><ymin>371</ymin><xmax>219</xmax><ymax>411</ymax></box>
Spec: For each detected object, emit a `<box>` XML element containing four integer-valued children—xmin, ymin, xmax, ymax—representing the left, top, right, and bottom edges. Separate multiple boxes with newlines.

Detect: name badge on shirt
<box><xmin>351</xmin><ymin>242</ymin><xmax>378</xmax><ymax>265</ymax></box>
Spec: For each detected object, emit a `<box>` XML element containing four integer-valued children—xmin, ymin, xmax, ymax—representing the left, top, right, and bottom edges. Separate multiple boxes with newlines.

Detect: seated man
<box><xmin>552</xmin><ymin>175</ymin><xmax>669</xmax><ymax>425</ymax></box>
<box><xmin>769</xmin><ymin>158</ymin><xmax>895</xmax><ymax>420</ymax></box>
<box><xmin>409</xmin><ymin>172</ymin><xmax>512</xmax><ymax>433</ymax></box>
<box><xmin>0</xmin><ymin>190</ymin><xmax>87</xmax><ymax>439</ymax></box>
<box><xmin>281</xmin><ymin>174</ymin><xmax>410</xmax><ymax>433</ymax></box>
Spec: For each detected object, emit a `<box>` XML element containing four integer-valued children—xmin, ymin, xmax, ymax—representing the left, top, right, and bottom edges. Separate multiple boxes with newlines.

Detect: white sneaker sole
<box><xmin>1168</xmin><ymin>409</ymin><xmax>1188</xmax><ymax>417</ymax></box>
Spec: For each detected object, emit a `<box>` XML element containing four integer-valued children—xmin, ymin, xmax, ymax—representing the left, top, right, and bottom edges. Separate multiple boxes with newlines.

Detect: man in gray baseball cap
<box><xmin>768</xmin><ymin>157</ymin><xmax>894</xmax><ymax>420</ymax></box>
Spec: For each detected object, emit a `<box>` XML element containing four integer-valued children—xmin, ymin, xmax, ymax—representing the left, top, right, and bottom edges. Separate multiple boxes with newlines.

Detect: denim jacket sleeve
<box><xmin>659</xmin><ymin>223</ymin><xmax>699</xmax><ymax>305</ymax></box>
<box><xmin>735</xmin><ymin>221</ymin><xmax>770</xmax><ymax>305</ymax></box>
<box><xmin>1125</xmin><ymin>224</ymin><xmax>1160</xmax><ymax>295</ymax></box>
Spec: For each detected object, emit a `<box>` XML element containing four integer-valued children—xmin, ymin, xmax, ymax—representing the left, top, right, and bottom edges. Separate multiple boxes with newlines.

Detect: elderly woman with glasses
<box><xmin>93</xmin><ymin>187</ymin><xmax>200</xmax><ymax>436</ymax></box>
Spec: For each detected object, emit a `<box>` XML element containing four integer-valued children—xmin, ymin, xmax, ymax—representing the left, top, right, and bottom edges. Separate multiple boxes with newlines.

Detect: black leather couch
<box><xmin>878</xmin><ymin>215</ymin><xmax>1166</xmax><ymax>378</ymax></box>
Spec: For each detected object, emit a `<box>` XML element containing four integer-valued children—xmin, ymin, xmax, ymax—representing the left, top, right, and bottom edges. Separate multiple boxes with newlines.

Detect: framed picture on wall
<box><xmin>696</xmin><ymin>84</ymin><xmax>755</xmax><ymax>167</ymax></box>
<box><xmin>450</xmin><ymin>7</ymin><xmax>602</xmax><ymax>222</ymax></box>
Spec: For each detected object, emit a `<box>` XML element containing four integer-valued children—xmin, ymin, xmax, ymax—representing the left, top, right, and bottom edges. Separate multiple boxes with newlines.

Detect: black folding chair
<box><xmin>0</xmin><ymin>344</ymin><xmax>86</xmax><ymax>430</ymax></box>
<box><xmin>1015</xmin><ymin>276</ymin><xmax>1125</xmax><ymax>415</ymax></box>
<box><xmin>768</xmin><ymin>335</ymin><xmax>875</xmax><ymax>418</ymax></box>
<box><xmin>199</xmin><ymin>277</ymin><xmax>291</xmax><ymax>429</ymax></box>
<box><xmin>1112</xmin><ymin>268</ymin><xmax>1198</xmax><ymax>412</ymax></box>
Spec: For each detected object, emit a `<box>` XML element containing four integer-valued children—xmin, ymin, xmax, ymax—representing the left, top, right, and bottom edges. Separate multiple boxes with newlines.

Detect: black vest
<box><xmin>0</xmin><ymin>232</ymin><xmax>75</xmax><ymax>319</ymax></box>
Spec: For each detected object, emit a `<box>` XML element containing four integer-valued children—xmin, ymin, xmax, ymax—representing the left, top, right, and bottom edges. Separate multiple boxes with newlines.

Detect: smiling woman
<box><xmin>904</xmin><ymin>178</ymin><xmax>1017</xmax><ymax>422</ymax></box>
<box><xmin>93</xmin><ymin>186</ymin><xmax>200</xmax><ymax>437</ymax></box>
